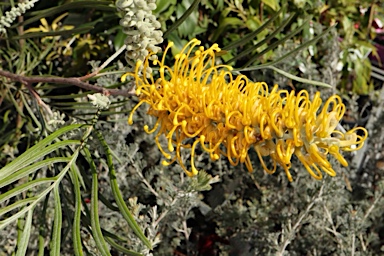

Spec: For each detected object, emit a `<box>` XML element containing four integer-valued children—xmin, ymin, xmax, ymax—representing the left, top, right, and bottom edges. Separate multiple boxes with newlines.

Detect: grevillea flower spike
<box><xmin>122</xmin><ymin>39</ymin><xmax>368</xmax><ymax>181</ymax></box>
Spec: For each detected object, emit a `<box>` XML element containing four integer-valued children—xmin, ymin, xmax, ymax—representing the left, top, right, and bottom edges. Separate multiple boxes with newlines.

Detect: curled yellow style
<box><xmin>122</xmin><ymin>39</ymin><xmax>368</xmax><ymax>181</ymax></box>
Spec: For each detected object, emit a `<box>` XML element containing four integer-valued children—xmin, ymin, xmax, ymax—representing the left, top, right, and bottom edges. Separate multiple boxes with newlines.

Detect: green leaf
<box><xmin>105</xmin><ymin>236</ymin><xmax>143</xmax><ymax>256</ymax></box>
<box><xmin>154</xmin><ymin>0</ymin><xmax>177</xmax><ymax>14</ymax></box>
<box><xmin>222</xmin><ymin>4</ymin><xmax>284</xmax><ymax>51</ymax></box>
<box><xmin>0</xmin><ymin>178</ymin><xmax>56</xmax><ymax>205</ymax></box>
<box><xmin>95</xmin><ymin>131</ymin><xmax>152</xmax><ymax>250</ymax></box>
<box><xmin>84</xmin><ymin>148</ymin><xmax>112</xmax><ymax>256</ymax></box>
<box><xmin>15</xmin><ymin>209</ymin><xmax>34</xmax><ymax>256</ymax></box>
<box><xmin>38</xmin><ymin>197</ymin><xmax>50</xmax><ymax>256</ymax></box>
<box><xmin>262</xmin><ymin>0</ymin><xmax>280</xmax><ymax>11</ymax></box>
<box><xmin>0</xmin><ymin>140</ymin><xmax>80</xmax><ymax>182</ymax></box>
<box><xmin>226</xmin><ymin>12</ymin><xmax>296</xmax><ymax>64</ymax></box>
<box><xmin>50</xmin><ymin>186</ymin><xmax>62</xmax><ymax>256</ymax></box>
<box><xmin>0</xmin><ymin>197</ymin><xmax>37</xmax><ymax>218</ymax></box>
<box><xmin>176</xmin><ymin>0</ymin><xmax>199</xmax><ymax>37</ymax></box>
<box><xmin>237</xmin><ymin>25</ymin><xmax>337</xmax><ymax>71</ymax></box>
<box><xmin>0</xmin><ymin>157</ymin><xmax>69</xmax><ymax>189</ymax></box>
<box><xmin>0</xmin><ymin>122</ymin><xmax>95</xmax><ymax>230</ymax></box>
<box><xmin>11</xmin><ymin>26</ymin><xmax>94</xmax><ymax>40</ymax></box>
<box><xmin>13</xmin><ymin>1</ymin><xmax>115</xmax><ymax>28</ymax></box>
<box><xmin>70</xmin><ymin>165</ymin><xmax>84</xmax><ymax>256</ymax></box>
<box><xmin>243</xmin><ymin>17</ymin><xmax>311</xmax><ymax>67</ymax></box>
<box><xmin>164</xmin><ymin>0</ymin><xmax>201</xmax><ymax>39</ymax></box>
<box><xmin>0</xmin><ymin>123</ymin><xmax>84</xmax><ymax>181</ymax></box>
<box><xmin>114</xmin><ymin>29</ymin><xmax>126</xmax><ymax>51</ymax></box>
<box><xmin>210</xmin><ymin>17</ymin><xmax>244</xmax><ymax>42</ymax></box>
<box><xmin>237</xmin><ymin>65</ymin><xmax>332</xmax><ymax>88</ymax></box>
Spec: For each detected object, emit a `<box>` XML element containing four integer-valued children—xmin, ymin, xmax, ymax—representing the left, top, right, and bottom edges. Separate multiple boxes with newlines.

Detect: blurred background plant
<box><xmin>0</xmin><ymin>0</ymin><xmax>384</xmax><ymax>255</ymax></box>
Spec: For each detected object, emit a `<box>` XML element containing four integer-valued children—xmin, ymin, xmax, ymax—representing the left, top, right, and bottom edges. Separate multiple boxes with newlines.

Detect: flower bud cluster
<box><xmin>0</xmin><ymin>0</ymin><xmax>39</xmax><ymax>34</ymax></box>
<box><xmin>116</xmin><ymin>0</ymin><xmax>163</xmax><ymax>70</ymax></box>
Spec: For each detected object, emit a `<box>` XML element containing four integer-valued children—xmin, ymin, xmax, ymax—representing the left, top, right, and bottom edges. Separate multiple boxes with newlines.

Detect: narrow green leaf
<box><xmin>11</xmin><ymin>27</ymin><xmax>94</xmax><ymax>40</ymax></box>
<box><xmin>222</xmin><ymin>6</ymin><xmax>284</xmax><ymax>51</ymax></box>
<box><xmin>96</xmin><ymin>131</ymin><xmax>152</xmax><ymax>249</ymax></box>
<box><xmin>69</xmin><ymin>161</ymin><xmax>86</xmax><ymax>189</ymax></box>
<box><xmin>243</xmin><ymin>17</ymin><xmax>311</xmax><ymax>67</ymax></box>
<box><xmin>42</xmin><ymin>92</ymin><xmax>92</xmax><ymax>100</ymax></box>
<box><xmin>77</xmin><ymin>159</ymin><xmax>119</xmax><ymax>211</ymax></box>
<box><xmin>0</xmin><ymin>140</ymin><xmax>80</xmax><ymax>182</ymax></box>
<box><xmin>210</xmin><ymin>17</ymin><xmax>244</xmax><ymax>42</ymax></box>
<box><xmin>38</xmin><ymin>196</ymin><xmax>50</xmax><ymax>256</ymax></box>
<box><xmin>0</xmin><ymin>197</ymin><xmax>37</xmax><ymax>218</ymax></box>
<box><xmin>70</xmin><ymin>165</ymin><xmax>84</xmax><ymax>256</ymax></box>
<box><xmin>50</xmin><ymin>186</ymin><xmax>62</xmax><ymax>256</ymax></box>
<box><xmin>236</xmin><ymin>65</ymin><xmax>332</xmax><ymax>88</ymax></box>
<box><xmin>15</xmin><ymin>209</ymin><xmax>34</xmax><ymax>256</ymax></box>
<box><xmin>84</xmin><ymin>148</ymin><xmax>112</xmax><ymax>256</ymax></box>
<box><xmin>226</xmin><ymin>12</ymin><xmax>296</xmax><ymax>64</ymax></box>
<box><xmin>105</xmin><ymin>236</ymin><xmax>143</xmax><ymax>256</ymax></box>
<box><xmin>0</xmin><ymin>143</ymin><xmax>82</xmax><ymax>230</ymax></box>
<box><xmin>262</xmin><ymin>0</ymin><xmax>279</xmax><ymax>10</ymax></box>
<box><xmin>13</xmin><ymin>1</ymin><xmax>114</xmax><ymax>28</ymax></box>
<box><xmin>0</xmin><ymin>157</ymin><xmax>69</xmax><ymax>189</ymax></box>
<box><xmin>0</xmin><ymin>178</ymin><xmax>56</xmax><ymax>204</ymax></box>
<box><xmin>238</xmin><ymin>24</ymin><xmax>337</xmax><ymax>71</ymax></box>
<box><xmin>0</xmin><ymin>123</ymin><xmax>84</xmax><ymax>180</ymax></box>
<box><xmin>164</xmin><ymin>0</ymin><xmax>201</xmax><ymax>39</ymax></box>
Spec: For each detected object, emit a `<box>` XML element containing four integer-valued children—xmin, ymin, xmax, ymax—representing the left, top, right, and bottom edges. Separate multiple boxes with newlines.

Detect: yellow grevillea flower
<box><xmin>122</xmin><ymin>39</ymin><xmax>368</xmax><ymax>181</ymax></box>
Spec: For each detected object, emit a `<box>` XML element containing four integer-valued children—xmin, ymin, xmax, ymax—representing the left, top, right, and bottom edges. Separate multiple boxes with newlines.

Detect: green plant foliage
<box><xmin>0</xmin><ymin>0</ymin><xmax>383</xmax><ymax>255</ymax></box>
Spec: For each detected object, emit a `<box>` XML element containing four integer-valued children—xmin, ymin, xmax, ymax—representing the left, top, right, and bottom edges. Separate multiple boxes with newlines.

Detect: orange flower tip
<box><xmin>192</xmin><ymin>38</ymin><xmax>200</xmax><ymax>43</ymax></box>
<box><xmin>329</xmin><ymin>145</ymin><xmax>338</xmax><ymax>151</ymax></box>
<box><xmin>161</xmin><ymin>160</ymin><xmax>171</xmax><ymax>166</ymax></box>
<box><xmin>200</xmin><ymin>135</ymin><xmax>206</xmax><ymax>142</ymax></box>
<box><xmin>175</xmin><ymin>53</ymin><xmax>181</xmax><ymax>60</ymax></box>
<box><xmin>168</xmin><ymin>143</ymin><xmax>174</xmax><ymax>152</ymax></box>
<box><xmin>336</xmin><ymin>156</ymin><xmax>348</xmax><ymax>167</ymax></box>
<box><xmin>192</xmin><ymin>58</ymin><xmax>200</xmax><ymax>65</ymax></box>
<box><xmin>128</xmin><ymin>117</ymin><xmax>133</xmax><ymax>125</ymax></box>
<box><xmin>143</xmin><ymin>125</ymin><xmax>150</xmax><ymax>132</ymax></box>
<box><xmin>189</xmin><ymin>167</ymin><xmax>199</xmax><ymax>176</ymax></box>
<box><xmin>136</xmin><ymin>89</ymin><xmax>141</xmax><ymax>95</ymax></box>
<box><xmin>212</xmin><ymin>154</ymin><xmax>220</xmax><ymax>160</ymax></box>
<box><xmin>192</xmin><ymin>169</ymin><xmax>199</xmax><ymax>176</ymax></box>
<box><xmin>168</xmin><ymin>41</ymin><xmax>174</xmax><ymax>47</ymax></box>
<box><xmin>121</xmin><ymin>73</ymin><xmax>129</xmax><ymax>82</ymax></box>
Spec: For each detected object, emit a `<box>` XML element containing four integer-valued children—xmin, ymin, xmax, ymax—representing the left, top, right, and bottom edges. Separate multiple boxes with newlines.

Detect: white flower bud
<box><xmin>116</xmin><ymin>0</ymin><xmax>163</xmax><ymax>74</ymax></box>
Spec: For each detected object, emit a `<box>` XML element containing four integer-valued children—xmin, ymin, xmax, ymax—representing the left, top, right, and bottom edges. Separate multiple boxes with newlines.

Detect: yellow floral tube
<box><xmin>122</xmin><ymin>38</ymin><xmax>368</xmax><ymax>181</ymax></box>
